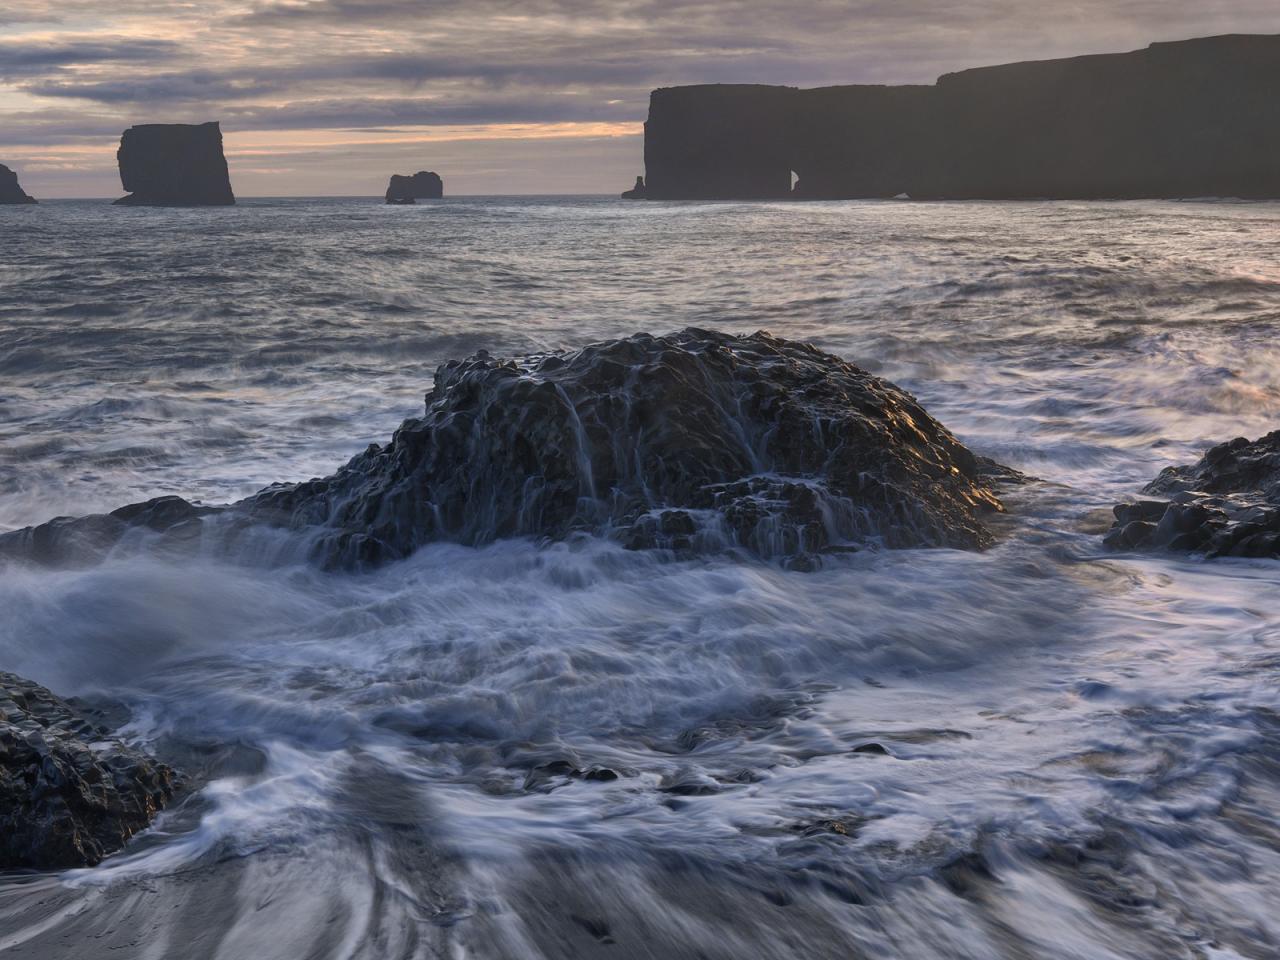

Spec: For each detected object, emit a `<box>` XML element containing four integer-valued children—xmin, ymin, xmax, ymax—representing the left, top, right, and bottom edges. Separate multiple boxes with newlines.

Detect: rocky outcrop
<box><xmin>1105</xmin><ymin>431</ymin><xmax>1280</xmax><ymax>558</ymax></box>
<box><xmin>0</xmin><ymin>330</ymin><xmax>1014</xmax><ymax>571</ymax></box>
<box><xmin>641</xmin><ymin>34</ymin><xmax>1280</xmax><ymax>200</ymax></box>
<box><xmin>0</xmin><ymin>673</ymin><xmax>177</xmax><ymax>869</ymax></box>
<box><xmin>242</xmin><ymin>329</ymin><xmax>1011</xmax><ymax>569</ymax></box>
<box><xmin>0</xmin><ymin>496</ymin><xmax>216</xmax><ymax>568</ymax></box>
<box><xmin>385</xmin><ymin>171</ymin><xmax>443</xmax><ymax>204</ymax></box>
<box><xmin>114</xmin><ymin>122</ymin><xmax>235</xmax><ymax>206</ymax></box>
<box><xmin>621</xmin><ymin>175</ymin><xmax>647</xmax><ymax>199</ymax></box>
<box><xmin>0</xmin><ymin>164</ymin><xmax>36</xmax><ymax>204</ymax></box>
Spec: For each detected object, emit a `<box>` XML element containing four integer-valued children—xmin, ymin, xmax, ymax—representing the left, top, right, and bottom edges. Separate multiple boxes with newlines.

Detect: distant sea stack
<box><xmin>640</xmin><ymin>34</ymin><xmax>1280</xmax><ymax>200</ymax></box>
<box><xmin>0</xmin><ymin>164</ymin><xmax>37</xmax><ymax>204</ymax></box>
<box><xmin>114</xmin><ymin>122</ymin><xmax>235</xmax><ymax>206</ymax></box>
<box><xmin>621</xmin><ymin>175</ymin><xmax>647</xmax><ymax>199</ymax></box>
<box><xmin>386</xmin><ymin>171</ymin><xmax>444</xmax><ymax>204</ymax></box>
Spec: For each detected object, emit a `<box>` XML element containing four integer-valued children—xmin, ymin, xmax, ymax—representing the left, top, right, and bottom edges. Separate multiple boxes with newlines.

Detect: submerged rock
<box><xmin>385</xmin><ymin>171</ymin><xmax>443</xmax><ymax>204</ymax></box>
<box><xmin>114</xmin><ymin>122</ymin><xmax>235</xmax><ymax>206</ymax></box>
<box><xmin>0</xmin><ymin>330</ymin><xmax>1014</xmax><ymax>570</ymax></box>
<box><xmin>0</xmin><ymin>673</ymin><xmax>177</xmax><ymax>869</ymax></box>
<box><xmin>0</xmin><ymin>164</ymin><xmax>37</xmax><ymax>204</ymax></box>
<box><xmin>1105</xmin><ymin>431</ymin><xmax>1280</xmax><ymax>558</ymax></box>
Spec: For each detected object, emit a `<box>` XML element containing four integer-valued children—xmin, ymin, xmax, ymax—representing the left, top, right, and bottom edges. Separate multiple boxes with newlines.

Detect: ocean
<box><xmin>2</xmin><ymin>196</ymin><xmax>1279</xmax><ymax>958</ymax></box>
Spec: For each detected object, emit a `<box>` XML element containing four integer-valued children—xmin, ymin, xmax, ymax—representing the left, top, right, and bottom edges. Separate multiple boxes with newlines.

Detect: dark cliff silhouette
<box><xmin>621</xmin><ymin>175</ymin><xmax>647</xmax><ymax>199</ymax></box>
<box><xmin>0</xmin><ymin>164</ymin><xmax>37</xmax><ymax>204</ymax></box>
<box><xmin>114</xmin><ymin>122</ymin><xmax>235</xmax><ymax>206</ymax></box>
<box><xmin>386</xmin><ymin>171</ymin><xmax>444</xmax><ymax>204</ymax></box>
<box><xmin>640</xmin><ymin>34</ymin><xmax>1280</xmax><ymax>200</ymax></box>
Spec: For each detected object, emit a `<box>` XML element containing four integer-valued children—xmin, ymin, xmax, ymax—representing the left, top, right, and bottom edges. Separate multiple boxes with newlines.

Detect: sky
<box><xmin>2</xmin><ymin>1</ymin><xmax>1278</xmax><ymax>197</ymax></box>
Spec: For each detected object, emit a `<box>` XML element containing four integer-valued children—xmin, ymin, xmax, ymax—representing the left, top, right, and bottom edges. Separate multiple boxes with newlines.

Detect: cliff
<box><xmin>386</xmin><ymin>171</ymin><xmax>444</xmax><ymax>203</ymax></box>
<box><xmin>114</xmin><ymin>122</ymin><xmax>235</xmax><ymax>206</ymax></box>
<box><xmin>640</xmin><ymin>34</ymin><xmax>1280</xmax><ymax>200</ymax></box>
<box><xmin>0</xmin><ymin>164</ymin><xmax>37</xmax><ymax>204</ymax></box>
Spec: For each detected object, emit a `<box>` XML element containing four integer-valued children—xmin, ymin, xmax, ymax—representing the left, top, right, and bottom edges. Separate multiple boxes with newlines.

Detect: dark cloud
<box><xmin>21</xmin><ymin>72</ymin><xmax>285</xmax><ymax>104</ymax></box>
<box><xmin>224</xmin><ymin>93</ymin><xmax>641</xmax><ymax>130</ymax></box>
<box><xmin>0</xmin><ymin>37</ymin><xmax>181</xmax><ymax>79</ymax></box>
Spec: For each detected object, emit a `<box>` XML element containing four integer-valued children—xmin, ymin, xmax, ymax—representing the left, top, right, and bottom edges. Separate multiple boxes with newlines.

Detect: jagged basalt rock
<box><xmin>114</xmin><ymin>122</ymin><xmax>235</xmax><ymax>206</ymax></box>
<box><xmin>385</xmin><ymin>171</ymin><xmax>443</xmax><ymax>204</ymax></box>
<box><xmin>243</xmin><ymin>328</ymin><xmax>1011</xmax><ymax>568</ymax></box>
<box><xmin>0</xmin><ymin>331</ymin><xmax>1014</xmax><ymax>571</ymax></box>
<box><xmin>1105</xmin><ymin>431</ymin><xmax>1280</xmax><ymax>558</ymax></box>
<box><xmin>0</xmin><ymin>164</ymin><xmax>37</xmax><ymax>204</ymax></box>
<box><xmin>0</xmin><ymin>673</ymin><xmax>177</xmax><ymax>869</ymax></box>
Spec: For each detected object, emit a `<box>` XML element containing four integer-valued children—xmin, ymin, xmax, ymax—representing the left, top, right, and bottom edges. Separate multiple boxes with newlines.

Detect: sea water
<box><xmin>1</xmin><ymin>197</ymin><xmax>1279</xmax><ymax>958</ymax></box>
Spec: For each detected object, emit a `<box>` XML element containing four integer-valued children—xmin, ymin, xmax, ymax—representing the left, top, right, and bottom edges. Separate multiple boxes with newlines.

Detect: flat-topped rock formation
<box><xmin>641</xmin><ymin>34</ymin><xmax>1280</xmax><ymax>200</ymax></box>
<box><xmin>0</xmin><ymin>330</ymin><xmax>1014</xmax><ymax>572</ymax></box>
<box><xmin>1106</xmin><ymin>431</ymin><xmax>1280</xmax><ymax>558</ymax></box>
<box><xmin>0</xmin><ymin>164</ymin><xmax>36</xmax><ymax>204</ymax></box>
<box><xmin>385</xmin><ymin>171</ymin><xmax>443</xmax><ymax>204</ymax></box>
<box><xmin>0</xmin><ymin>672</ymin><xmax>177</xmax><ymax>869</ymax></box>
<box><xmin>114</xmin><ymin>122</ymin><xmax>235</xmax><ymax>206</ymax></box>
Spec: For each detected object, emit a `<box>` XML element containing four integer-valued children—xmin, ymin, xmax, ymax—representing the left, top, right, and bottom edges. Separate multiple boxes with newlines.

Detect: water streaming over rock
<box><xmin>2</xmin><ymin>197</ymin><xmax>1280</xmax><ymax>958</ymax></box>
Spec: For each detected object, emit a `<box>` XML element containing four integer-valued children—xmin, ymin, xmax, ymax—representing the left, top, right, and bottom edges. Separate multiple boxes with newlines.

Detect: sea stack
<box><xmin>385</xmin><ymin>171</ymin><xmax>444</xmax><ymax>204</ymax></box>
<box><xmin>114</xmin><ymin>122</ymin><xmax>235</xmax><ymax>206</ymax></box>
<box><xmin>621</xmin><ymin>175</ymin><xmax>647</xmax><ymax>199</ymax></box>
<box><xmin>0</xmin><ymin>164</ymin><xmax>37</xmax><ymax>204</ymax></box>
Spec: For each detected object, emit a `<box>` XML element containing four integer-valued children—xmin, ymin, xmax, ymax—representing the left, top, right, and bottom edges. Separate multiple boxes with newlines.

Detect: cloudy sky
<box><xmin>2</xmin><ymin>1</ymin><xmax>1278</xmax><ymax>197</ymax></box>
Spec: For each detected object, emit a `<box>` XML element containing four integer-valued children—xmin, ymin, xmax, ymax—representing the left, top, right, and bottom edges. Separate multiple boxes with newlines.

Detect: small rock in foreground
<box><xmin>1105</xmin><ymin>431</ymin><xmax>1280</xmax><ymax>558</ymax></box>
<box><xmin>0</xmin><ymin>673</ymin><xmax>177</xmax><ymax>870</ymax></box>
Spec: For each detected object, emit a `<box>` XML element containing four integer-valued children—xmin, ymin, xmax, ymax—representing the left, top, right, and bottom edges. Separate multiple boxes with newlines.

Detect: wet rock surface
<box><xmin>114</xmin><ymin>122</ymin><xmax>235</xmax><ymax>206</ymax></box>
<box><xmin>244</xmin><ymin>328</ymin><xmax>1010</xmax><ymax>568</ymax></box>
<box><xmin>385</xmin><ymin>171</ymin><xmax>443</xmax><ymax>203</ymax></box>
<box><xmin>1105</xmin><ymin>431</ymin><xmax>1280</xmax><ymax>558</ymax></box>
<box><xmin>0</xmin><ymin>329</ymin><xmax>1013</xmax><ymax>570</ymax></box>
<box><xmin>0</xmin><ymin>496</ymin><xmax>217</xmax><ymax>567</ymax></box>
<box><xmin>0</xmin><ymin>163</ymin><xmax>37</xmax><ymax>204</ymax></box>
<box><xmin>0</xmin><ymin>673</ymin><xmax>177</xmax><ymax>870</ymax></box>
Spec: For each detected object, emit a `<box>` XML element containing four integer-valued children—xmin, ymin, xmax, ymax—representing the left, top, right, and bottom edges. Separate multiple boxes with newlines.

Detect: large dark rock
<box><xmin>241</xmin><ymin>328</ymin><xmax>1010</xmax><ymax>569</ymax></box>
<box><xmin>385</xmin><ymin>171</ymin><xmax>443</xmax><ymax>204</ymax></box>
<box><xmin>621</xmin><ymin>175</ymin><xmax>647</xmax><ymax>199</ymax></box>
<box><xmin>0</xmin><ymin>673</ymin><xmax>177</xmax><ymax>869</ymax></box>
<box><xmin>641</xmin><ymin>34</ymin><xmax>1280</xmax><ymax>200</ymax></box>
<box><xmin>0</xmin><ymin>164</ymin><xmax>37</xmax><ymax>204</ymax></box>
<box><xmin>1105</xmin><ymin>431</ymin><xmax>1280</xmax><ymax>558</ymax></box>
<box><xmin>0</xmin><ymin>330</ymin><xmax>1013</xmax><ymax>571</ymax></box>
<box><xmin>114</xmin><ymin>122</ymin><xmax>235</xmax><ymax>206</ymax></box>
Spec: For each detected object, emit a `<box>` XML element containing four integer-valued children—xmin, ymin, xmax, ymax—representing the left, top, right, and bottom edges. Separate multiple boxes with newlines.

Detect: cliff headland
<box><xmin>640</xmin><ymin>34</ymin><xmax>1280</xmax><ymax>200</ymax></box>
